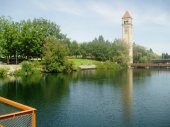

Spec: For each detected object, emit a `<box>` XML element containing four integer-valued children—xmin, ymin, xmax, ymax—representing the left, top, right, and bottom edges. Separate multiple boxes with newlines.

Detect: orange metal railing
<box><xmin>0</xmin><ymin>97</ymin><xmax>36</xmax><ymax>127</ymax></box>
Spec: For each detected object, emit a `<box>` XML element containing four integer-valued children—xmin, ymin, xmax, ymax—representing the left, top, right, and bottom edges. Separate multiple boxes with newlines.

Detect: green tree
<box><xmin>80</xmin><ymin>43</ymin><xmax>89</xmax><ymax>58</ymax></box>
<box><xmin>111</xmin><ymin>39</ymin><xmax>129</xmax><ymax>64</ymax></box>
<box><xmin>162</xmin><ymin>53</ymin><xmax>169</xmax><ymax>59</ymax></box>
<box><xmin>85</xmin><ymin>35</ymin><xmax>112</xmax><ymax>61</ymax></box>
<box><xmin>0</xmin><ymin>17</ymin><xmax>21</xmax><ymax>64</ymax></box>
<box><xmin>42</xmin><ymin>36</ymin><xmax>72</xmax><ymax>72</ymax></box>
<box><xmin>69</xmin><ymin>40</ymin><xmax>80</xmax><ymax>57</ymax></box>
<box><xmin>133</xmin><ymin>43</ymin><xmax>158</xmax><ymax>63</ymax></box>
<box><xmin>79</xmin><ymin>37</ymin><xmax>129</xmax><ymax>64</ymax></box>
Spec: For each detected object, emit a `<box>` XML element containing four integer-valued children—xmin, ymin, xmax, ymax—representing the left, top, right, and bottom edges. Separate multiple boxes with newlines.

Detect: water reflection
<box><xmin>0</xmin><ymin>70</ymin><xmax>135</xmax><ymax>126</ymax></box>
<box><xmin>0</xmin><ymin>74</ymin><xmax>70</xmax><ymax>107</ymax></box>
<box><xmin>121</xmin><ymin>69</ymin><xmax>133</xmax><ymax>127</ymax></box>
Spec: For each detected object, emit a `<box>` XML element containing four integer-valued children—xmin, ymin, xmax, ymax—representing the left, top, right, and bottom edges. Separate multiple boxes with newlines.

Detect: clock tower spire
<box><xmin>122</xmin><ymin>11</ymin><xmax>133</xmax><ymax>64</ymax></box>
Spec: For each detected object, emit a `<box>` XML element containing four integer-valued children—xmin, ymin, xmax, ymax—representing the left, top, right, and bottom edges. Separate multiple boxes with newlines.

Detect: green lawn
<box><xmin>68</xmin><ymin>58</ymin><xmax>97</xmax><ymax>66</ymax></box>
<box><xmin>68</xmin><ymin>58</ymin><xmax>124</xmax><ymax>70</ymax></box>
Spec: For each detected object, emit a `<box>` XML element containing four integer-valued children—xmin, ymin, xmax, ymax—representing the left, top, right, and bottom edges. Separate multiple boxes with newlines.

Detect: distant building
<box><xmin>122</xmin><ymin>11</ymin><xmax>133</xmax><ymax>64</ymax></box>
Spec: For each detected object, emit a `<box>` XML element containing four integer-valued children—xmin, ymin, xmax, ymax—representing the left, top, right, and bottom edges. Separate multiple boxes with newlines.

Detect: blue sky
<box><xmin>1</xmin><ymin>0</ymin><xmax>170</xmax><ymax>54</ymax></box>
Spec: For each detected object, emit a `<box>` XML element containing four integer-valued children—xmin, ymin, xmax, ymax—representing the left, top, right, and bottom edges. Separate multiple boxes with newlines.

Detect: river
<box><xmin>0</xmin><ymin>69</ymin><xmax>170</xmax><ymax>127</ymax></box>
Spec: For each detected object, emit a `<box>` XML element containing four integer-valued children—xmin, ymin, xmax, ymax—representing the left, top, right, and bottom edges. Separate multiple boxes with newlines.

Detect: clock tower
<box><xmin>122</xmin><ymin>11</ymin><xmax>133</xmax><ymax>64</ymax></box>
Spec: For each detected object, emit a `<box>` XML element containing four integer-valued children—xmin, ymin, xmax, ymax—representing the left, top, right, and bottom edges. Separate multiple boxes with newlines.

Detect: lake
<box><xmin>0</xmin><ymin>69</ymin><xmax>170</xmax><ymax>127</ymax></box>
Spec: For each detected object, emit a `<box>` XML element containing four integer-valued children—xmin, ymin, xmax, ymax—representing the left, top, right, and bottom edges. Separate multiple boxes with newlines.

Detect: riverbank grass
<box><xmin>0</xmin><ymin>59</ymin><xmax>126</xmax><ymax>77</ymax></box>
<box><xmin>68</xmin><ymin>58</ymin><xmax>125</xmax><ymax>70</ymax></box>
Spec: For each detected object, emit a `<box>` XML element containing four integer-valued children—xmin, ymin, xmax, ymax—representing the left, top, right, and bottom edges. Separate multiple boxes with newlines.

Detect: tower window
<box><xmin>124</xmin><ymin>20</ymin><xmax>128</xmax><ymax>24</ymax></box>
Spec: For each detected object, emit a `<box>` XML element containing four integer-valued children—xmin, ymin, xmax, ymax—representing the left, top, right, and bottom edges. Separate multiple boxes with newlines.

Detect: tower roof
<box><xmin>122</xmin><ymin>11</ymin><xmax>132</xmax><ymax>19</ymax></box>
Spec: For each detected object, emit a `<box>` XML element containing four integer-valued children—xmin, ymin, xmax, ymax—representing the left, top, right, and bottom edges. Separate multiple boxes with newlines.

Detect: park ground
<box><xmin>0</xmin><ymin>58</ymin><xmax>123</xmax><ymax>74</ymax></box>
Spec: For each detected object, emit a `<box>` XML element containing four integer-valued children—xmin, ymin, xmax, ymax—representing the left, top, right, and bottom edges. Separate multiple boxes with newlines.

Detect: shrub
<box><xmin>14</xmin><ymin>61</ymin><xmax>40</xmax><ymax>76</ymax></box>
<box><xmin>22</xmin><ymin>61</ymin><xmax>33</xmax><ymax>73</ymax></box>
<box><xmin>42</xmin><ymin>36</ymin><xmax>70</xmax><ymax>73</ymax></box>
<box><xmin>0</xmin><ymin>68</ymin><xmax>8</xmax><ymax>78</ymax></box>
<box><xmin>93</xmin><ymin>61</ymin><xmax>126</xmax><ymax>71</ymax></box>
<box><xmin>63</xmin><ymin>59</ymin><xmax>75</xmax><ymax>72</ymax></box>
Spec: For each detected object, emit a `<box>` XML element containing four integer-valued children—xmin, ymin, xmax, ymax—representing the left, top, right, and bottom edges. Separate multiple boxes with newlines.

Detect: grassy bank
<box><xmin>69</xmin><ymin>58</ymin><xmax>126</xmax><ymax>70</ymax></box>
<box><xmin>0</xmin><ymin>59</ymin><xmax>127</xmax><ymax>78</ymax></box>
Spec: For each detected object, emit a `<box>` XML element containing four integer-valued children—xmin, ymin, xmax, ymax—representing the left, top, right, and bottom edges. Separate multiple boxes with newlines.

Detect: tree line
<box><xmin>0</xmin><ymin>17</ymin><xmax>70</xmax><ymax>64</ymax></box>
<box><xmin>69</xmin><ymin>37</ymin><xmax>158</xmax><ymax>64</ymax></box>
<box><xmin>161</xmin><ymin>53</ymin><xmax>170</xmax><ymax>59</ymax></box>
<box><xmin>0</xmin><ymin>17</ymin><xmax>158</xmax><ymax>67</ymax></box>
<box><xmin>69</xmin><ymin>36</ymin><xmax>130</xmax><ymax>64</ymax></box>
<box><xmin>133</xmin><ymin>43</ymin><xmax>158</xmax><ymax>63</ymax></box>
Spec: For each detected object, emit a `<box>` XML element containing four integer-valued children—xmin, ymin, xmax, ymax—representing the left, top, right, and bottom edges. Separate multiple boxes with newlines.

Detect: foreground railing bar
<box><xmin>0</xmin><ymin>110</ymin><xmax>34</xmax><ymax>120</ymax></box>
<box><xmin>0</xmin><ymin>97</ymin><xmax>35</xmax><ymax>111</ymax></box>
<box><xmin>0</xmin><ymin>97</ymin><xmax>36</xmax><ymax>127</ymax></box>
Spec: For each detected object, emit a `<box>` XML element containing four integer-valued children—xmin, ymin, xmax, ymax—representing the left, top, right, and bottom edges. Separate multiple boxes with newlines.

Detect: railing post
<box><xmin>0</xmin><ymin>97</ymin><xmax>36</xmax><ymax>127</ymax></box>
<box><xmin>32</xmin><ymin>110</ymin><xmax>36</xmax><ymax>127</ymax></box>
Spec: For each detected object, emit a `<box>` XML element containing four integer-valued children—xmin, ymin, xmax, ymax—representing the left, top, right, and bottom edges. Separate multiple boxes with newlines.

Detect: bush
<box><xmin>42</xmin><ymin>36</ymin><xmax>71</xmax><ymax>73</ymax></box>
<box><xmin>22</xmin><ymin>61</ymin><xmax>33</xmax><ymax>73</ymax></box>
<box><xmin>0</xmin><ymin>68</ymin><xmax>8</xmax><ymax>78</ymax></box>
<box><xmin>63</xmin><ymin>59</ymin><xmax>75</xmax><ymax>72</ymax></box>
<box><xmin>14</xmin><ymin>61</ymin><xmax>40</xmax><ymax>76</ymax></box>
<box><xmin>93</xmin><ymin>61</ymin><xmax>126</xmax><ymax>71</ymax></box>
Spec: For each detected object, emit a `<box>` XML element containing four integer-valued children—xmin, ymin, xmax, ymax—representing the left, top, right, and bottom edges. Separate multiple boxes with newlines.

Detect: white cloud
<box><xmin>30</xmin><ymin>0</ymin><xmax>125</xmax><ymax>25</ymax></box>
<box><xmin>133</xmin><ymin>8</ymin><xmax>169</xmax><ymax>27</ymax></box>
<box><xmin>30</xmin><ymin>0</ymin><xmax>84</xmax><ymax>16</ymax></box>
<box><xmin>88</xmin><ymin>2</ymin><xmax>122</xmax><ymax>24</ymax></box>
<box><xmin>54</xmin><ymin>1</ymin><xmax>84</xmax><ymax>16</ymax></box>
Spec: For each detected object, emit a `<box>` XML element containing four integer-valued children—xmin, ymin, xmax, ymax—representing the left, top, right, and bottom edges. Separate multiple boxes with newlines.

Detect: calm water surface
<box><xmin>0</xmin><ymin>69</ymin><xmax>170</xmax><ymax>127</ymax></box>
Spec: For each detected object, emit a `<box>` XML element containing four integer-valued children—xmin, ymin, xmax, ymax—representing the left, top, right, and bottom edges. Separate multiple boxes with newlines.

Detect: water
<box><xmin>0</xmin><ymin>103</ymin><xmax>21</xmax><ymax>115</ymax></box>
<box><xmin>0</xmin><ymin>69</ymin><xmax>170</xmax><ymax>127</ymax></box>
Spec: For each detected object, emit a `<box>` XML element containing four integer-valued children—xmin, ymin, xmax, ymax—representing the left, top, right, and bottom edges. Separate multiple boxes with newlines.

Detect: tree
<box><xmin>81</xmin><ymin>35</ymin><xmax>112</xmax><ymax>61</ymax></box>
<box><xmin>0</xmin><ymin>17</ymin><xmax>21</xmax><ymax>64</ymax></box>
<box><xmin>42</xmin><ymin>36</ymin><xmax>72</xmax><ymax>72</ymax></box>
<box><xmin>111</xmin><ymin>39</ymin><xmax>129</xmax><ymax>64</ymax></box>
<box><xmin>79</xmin><ymin>37</ymin><xmax>129</xmax><ymax>64</ymax></box>
<box><xmin>90</xmin><ymin>36</ymin><xmax>111</xmax><ymax>61</ymax></box>
<box><xmin>0</xmin><ymin>17</ymin><xmax>71</xmax><ymax>64</ymax></box>
<box><xmin>79</xmin><ymin>43</ymin><xmax>88</xmax><ymax>58</ymax></box>
<box><xmin>20</xmin><ymin>18</ymin><xmax>66</xmax><ymax>59</ymax></box>
<box><xmin>69</xmin><ymin>40</ymin><xmax>80</xmax><ymax>57</ymax></box>
<box><xmin>133</xmin><ymin>43</ymin><xmax>158</xmax><ymax>63</ymax></box>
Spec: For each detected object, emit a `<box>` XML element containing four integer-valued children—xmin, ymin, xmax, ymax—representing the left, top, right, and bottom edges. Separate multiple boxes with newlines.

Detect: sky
<box><xmin>1</xmin><ymin>0</ymin><xmax>170</xmax><ymax>54</ymax></box>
